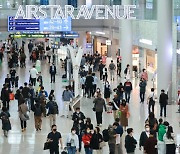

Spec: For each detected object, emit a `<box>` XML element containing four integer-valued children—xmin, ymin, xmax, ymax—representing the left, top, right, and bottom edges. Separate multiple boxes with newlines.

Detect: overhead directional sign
<box><xmin>8</xmin><ymin>16</ymin><xmax>72</xmax><ymax>32</ymax></box>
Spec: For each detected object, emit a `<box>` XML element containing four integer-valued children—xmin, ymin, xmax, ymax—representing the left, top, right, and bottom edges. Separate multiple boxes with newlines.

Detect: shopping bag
<box><xmin>9</xmin><ymin>93</ymin><xmax>15</xmax><ymax>100</ymax></box>
<box><xmin>106</xmin><ymin>105</ymin><xmax>112</xmax><ymax>113</ymax></box>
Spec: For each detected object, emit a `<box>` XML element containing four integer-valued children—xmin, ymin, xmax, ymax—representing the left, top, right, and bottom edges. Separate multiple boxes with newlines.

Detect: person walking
<box><xmin>99</xmin><ymin>61</ymin><xmax>105</xmax><ymax>80</ymax></box>
<box><xmin>159</xmin><ymin>89</ymin><xmax>168</xmax><ymax>117</ymax></box>
<box><xmin>1</xmin><ymin>85</ymin><xmax>11</xmax><ymax>110</ymax></box>
<box><xmin>29</xmin><ymin>65</ymin><xmax>38</xmax><ymax>86</ymax></box>
<box><xmin>117</xmin><ymin>60</ymin><xmax>121</xmax><ymax>77</ymax></box>
<box><xmin>104</xmin><ymin>80</ymin><xmax>111</xmax><ymax>104</ymax></box>
<box><xmin>90</xmin><ymin>127</ymin><xmax>103</xmax><ymax>154</ymax></box>
<box><xmin>18</xmin><ymin>100</ymin><xmax>29</xmax><ymax>132</ymax></box>
<box><xmin>116</xmin><ymin>82</ymin><xmax>124</xmax><ymax>101</ymax></box>
<box><xmin>163</xmin><ymin>126</ymin><xmax>176</xmax><ymax>154</ymax></box>
<box><xmin>147</xmin><ymin>88</ymin><xmax>156</xmax><ymax>114</ymax></box>
<box><xmin>66</xmin><ymin>128</ymin><xmax>79</xmax><ymax>154</ymax></box>
<box><xmin>93</xmin><ymin>93</ymin><xmax>107</xmax><ymax>126</ymax></box>
<box><xmin>62</xmin><ymin>86</ymin><xmax>74</xmax><ymax>118</ymax></box>
<box><xmin>33</xmin><ymin>102</ymin><xmax>43</xmax><ymax>131</ymax></box>
<box><xmin>124</xmin><ymin>64</ymin><xmax>131</xmax><ymax>80</ymax></box>
<box><xmin>10</xmin><ymin>67</ymin><xmax>16</xmax><ymax>88</ymax></box>
<box><xmin>140</xmin><ymin>68</ymin><xmax>148</xmax><ymax>81</ymax></box>
<box><xmin>49</xmin><ymin>63</ymin><xmax>57</xmax><ymax>83</ymax></box>
<box><xmin>139</xmin><ymin>78</ymin><xmax>147</xmax><ymax>103</ymax></box>
<box><xmin>108</xmin><ymin>125</ymin><xmax>116</xmax><ymax>154</ymax></box>
<box><xmin>109</xmin><ymin>60</ymin><xmax>116</xmax><ymax>81</ymax></box>
<box><xmin>0</xmin><ymin>107</ymin><xmax>11</xmax><ymax>137</ymax></box>
<box><xmin>102</xmin><ymin>67</ymin><xmax>108</xmax><ymax>81</ymax></box>
<box><xmin>144</xmin><ymin>130</ymin><xmax>157</xmax><ymax>154</ymax></box>
<box><xmin>82</xmin><ymin>127</ymin><xmax>93</xmax><ymax>154</ymax></box>
<box><xmin>85</xmin><ymin>72</ymin><xmax>94</xmax><ymax>98</ymax></box>
<box><xmin>124</xmin><ymin>79</ymin><xmax>132</xmax><ymax>103</ymax></box>
<box><xmin>120</xmin><ymin>100</ymin><xmax>129</xmax><ymax>131</ymax></box>
<box><xmin>139</xmin><ymin>124</ymin><xmax>150</xmax><ymax>151</ymax></box>
<box><xmin>92</xmin><ymin>73</ymin><xmax>98</xmax><ymax>96</ymax></box>
<box><xmin>125</xmin><ymin>128</ymin><xmax>137</xmax><ymax>154</ymax></box>
<box><xmin>22</xmin><ymin>82</ymin><xmax>31</xmax><ymax>111</ymax></box>
<box><xmin>46</xmin><ymin>96</ymin><xmax>59</xmax><ymax>128</ymax></box>
<box><xmin>47</xmin><ymin>124</ymin><xmax>63</xmax><ymax>154</ymax></box>
<box><xmin>72</xmin><ymin>107</ymin><xmax>86</xmax><ymax>125</ymax></box>
<box><xmin>111</xmin><ymin>94</ymin><xmax>120</xmax><ymax>120</ymax></box>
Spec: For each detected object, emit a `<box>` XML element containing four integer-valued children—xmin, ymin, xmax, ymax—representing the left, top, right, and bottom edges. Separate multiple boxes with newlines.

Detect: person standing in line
<box><xmin>85</xmin><ymin>72</ymin><xmax>94</xmax><ymax>98</ymax></box>
<box><xmin>0</xmin><ymin>107</ymin><xmax>11</xmax><ymax>137</ymax></box>
<box><xmin>139</xmin><ymin>124</ymin><xmax>150</xmax><ymax>152</ymax></box>
<box><xmin>29</xmin><ymin>65</ymin><xmax>38</xmax><ymax>86</ymax></box>
<box><xmin>139</xmin><ymin>78</ymin><xmax>147</xmax><ymax>103</ymax></box>
<box><xmin>61</xmin><ymin>86</ymin><xmax>74</xmax><ymax>118</ymax></box>
<box><xmin>163</xmin><ymin>126</ymin><xmax>176</xmax><ymax>154</ymax></box>
<box><xmin>125</xmin><ymin>128</ymin><xmax>137</xmax><ymax>154</ymax></box>
<box><xmin>120</xmin><ymin>99</ymin><xmax>129</xmax><ymax>131</ymax></box>
<box><xmin>140</xmin><ymin>68</ymin><xmax>148</xmax><ymax>81</ymax></box>
<box><xmin>99</xmin><ymin>61</ymin><xmax>105</xmax><ymax>80</ymax></box>
<box><xmin>104</xmin><ymin>80</ymin><xmax>111</xmax><ymax>104</ymax></box>
<box><xmin>93</xmin><ymin>93</ymin><xmax>107</xmax><ymax>126</ymax></box>
<box><xmin>144</xmin><ymin>130</ymin><xmax>157</xmax><ymax>154</ymax></box>
<box><xmin>82</xmin><ymin>127</ymin><xmax>93</xmax><ymax>154</ymax></box>
<box><xmin>108</xmin><ymin>125</ymin><xmax>116</xmax><ymax>154</ymax></box>
<box><xmin>147</xmin><ymin>88</ymin><xmax>157</xmax><ymax>114</ymax></box>
<box><xmin>33</xmin><ymin>101</ymin><xmax>43</xmax><ymax>131</ymax></box>
<box><xmin>66</xmin><ymin>128</ymin><xmax>79</xmax><ymax>154</ymax></box>
<box><xmin>159</xmin><ymin>89</ymin><xmax>168</xmax><ymax>117</ymax></box>
<box><xmin>109</xmin><ymin>60</ymin><xmax>116</xmax><ymax>81</ymax></box>
<box><xmin>90</xmin><ymin>127</ymin><xmax>103</xmax><ymax>154</ymax></box>
<box><xmin>49</xmin><ymin>63</ymin><xmax>57</xmax><ymax>83</ymax></box>
<box><xmin>124</xmin><ymin>79</ymin><xmax>133</xmax><ymax>103</ymax></box>
<box><xmin>18</xmin><ymin>100</ymin><xmax>29</xmax><ymax>132</ymax></box>
<box><xmin>124</xmin><ymin>64</ymin><xmax>131</xmax><ymax>80</ymax></box>
<box><xmin>92</xmin><ymin>73</ymin><xmax>98</xmax><ymax>96</ymax></box>
<box><xmin>46</xmin><ymin>96</ymin><xmax>59</xmax><ymax>128</ymax></box>
<box><xmin>47</xmin><ymin>125</ymin><xmax>63</xmax><ymax>154</ymax></box>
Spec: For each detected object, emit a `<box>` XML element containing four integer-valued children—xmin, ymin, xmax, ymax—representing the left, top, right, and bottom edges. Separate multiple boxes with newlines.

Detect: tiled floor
<box><xmin>0</xmin><ymin>45</ymin><xmax>179</xmax><ymax>154</ymax></box>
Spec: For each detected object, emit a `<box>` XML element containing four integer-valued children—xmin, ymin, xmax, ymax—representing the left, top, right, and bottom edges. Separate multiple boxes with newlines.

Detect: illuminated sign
<box><xmin>15</xmin><ymin>5</ymin><xmax>136</xmax><ymax>20</ymax></box>
<box><xmin>106</xmin><ymin>40</ymin><xmax>112</xmax><ymax>45</ymax></box>
<box><xmin>8</xmin><ymin>16</ymin><xmax>71</xmax><ymax>32</ymax></box>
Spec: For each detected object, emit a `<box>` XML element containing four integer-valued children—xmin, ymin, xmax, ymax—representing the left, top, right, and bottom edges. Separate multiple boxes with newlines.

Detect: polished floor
<box><xmin>0</xmin><ymin>45</ymin><xmax>180</xmax><ymax>154</ymax></box>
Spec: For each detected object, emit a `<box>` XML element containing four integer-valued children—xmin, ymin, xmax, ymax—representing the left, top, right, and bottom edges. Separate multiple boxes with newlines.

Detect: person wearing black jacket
<box><xmin>85</xmin><ymin>73</ymin><xmax>94</xmax><ymax>98</ymax></box>
<box><xmin>159</xmin><ymin>89</ymin><xmax>168</xmax><ymax>117</ymax></box>
<box><xmin>124</xmin><ymin>80</ymin><xmax>133</xmax><ymax>103</ymax></box>
<box><xmin>49</xmin><ymin>63</ymin><xmax>56</xmax><ymax>83</ymax></box>
<box><xmin>22</xmin><ymin>82</ymin><xmax>31</xmax><ymax>110</ymax></box>
<box><xmin>33</xmin><ymin>102</ymin><xmax>43</xmax><ymax>131</ymax></box>
<box><xmin>139</xmin><ymin>124</ymin><xmax>150</xmax><ymax>151</ymax></box>
<box><xmin>99</xmin><ymin>61</ymin><xmax>105</xmax><ymax>80</ymax></box>
<box><xmin>139</xmin><ymin>78</ymin><xmax>147</xmax><ymax>103</ymax></box>
<box><xmin>1</xmin><ymin>85</ymin><xmax>11</xmax><ymax>110</ymax></box>
<box><xmin>72</xmin><ymin>107</ymin><xmax>86</xmax><ymax>125</ymax></box>
<box><xmin>5</xmin><ymin>74</ymin><xmax>11</xmax><ymax>88</ymax></box>
<box><xmin>125</xmin><ymin>128</ymin><xmax>137</xmax><ymax>154</ymax></box>
<box><xmin>10</xmin><ymin>68</ymin><xmax>16</xmax><ymax>88</ymax></box>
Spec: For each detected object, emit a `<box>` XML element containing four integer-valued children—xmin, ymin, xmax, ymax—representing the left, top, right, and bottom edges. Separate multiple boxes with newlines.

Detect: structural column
<box><xmin>119</xmin><ymin>0</ymin><xmax>133</xmax><ymax>78</ymax></box>
<box><xmin>157</xmin><ymin>0</ymin><xmax>172</xmax><ymax>100</ymax></box>
<box><xmin>78</xmin><ymin>32</ymin><xmax>86</xmax><ymax>53</ymax></box>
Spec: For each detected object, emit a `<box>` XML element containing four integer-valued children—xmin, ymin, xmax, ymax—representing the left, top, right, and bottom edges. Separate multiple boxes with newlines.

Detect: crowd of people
<box><xmin>0</xmin><ymin>39</ymin><xmax>179</xmax><ymax>154</ymax></box>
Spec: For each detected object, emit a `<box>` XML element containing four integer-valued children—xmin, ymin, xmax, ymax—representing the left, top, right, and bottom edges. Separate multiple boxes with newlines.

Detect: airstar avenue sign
<box><xmin>15</xmin><ymin>5</ymin><xmax>136</xmax><ymax>20</ymax></box>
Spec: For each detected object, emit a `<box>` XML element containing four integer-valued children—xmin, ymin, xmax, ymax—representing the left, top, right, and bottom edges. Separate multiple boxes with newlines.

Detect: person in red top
<box><xmin>82</xmin><ymin>127</ymin><xmax>92</xmax><ymax>154</ymax></box>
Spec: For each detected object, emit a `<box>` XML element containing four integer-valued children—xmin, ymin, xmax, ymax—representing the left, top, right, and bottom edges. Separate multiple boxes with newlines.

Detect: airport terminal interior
<box><xmin>0</xmin><ymin>0</ymin><xmax>180</xmax><ymax>154</ymax></box>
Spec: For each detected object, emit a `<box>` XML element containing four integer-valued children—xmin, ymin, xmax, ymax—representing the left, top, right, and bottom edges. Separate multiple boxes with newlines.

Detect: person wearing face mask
<box><xmin>47</xmin><ymin>125</ymin><xmax>63</xmax><ymax>154</ymax></box>
<box><xmin>66</xmin><ymin>128</ymin><xmax>79</xmax><ymax>154</ymax></box>
<box><xmin>139</xmin><ymin>124</ymin><xmax>150</xmax><ymax>151</ymax></box>
<box><xmin>72</xmin><ymin>107</ymin><xmax>86</xmax><ymax>125</ymax></box>
<box><xmin>140</xmin><ymin>68</ymin><xmax>148</xmax><ymax>81</ymax></box>
<box><xmin>125</xmin><ymin>128</ymin><xmax>137</xmax><ymax>154</ymax></box>
<box><xmin>82</xmin><ymin>128</ymin><xmax>93</xmax><ymax>154</ymax></box>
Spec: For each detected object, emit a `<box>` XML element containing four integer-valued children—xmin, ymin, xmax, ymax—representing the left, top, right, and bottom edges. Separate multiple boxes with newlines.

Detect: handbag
<box><xmin>99</xmin><ymin>141</ymin><xmax>106</xmax><ymax>149</ymax></box>
<box><xmin>19</xmin><ymin>106</ymin><xmax>29</xmax><ymax>121</ymax></box>
<box><xmin>43</xmin><ymin>142</ymin><xmax>50</xmax><ymax>150</ymax></box>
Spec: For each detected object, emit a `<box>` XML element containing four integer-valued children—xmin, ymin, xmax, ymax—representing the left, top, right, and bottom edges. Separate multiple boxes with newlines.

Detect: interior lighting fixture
<box><xmin>177</xmin><ymin>49</ymin><xmax>180</xmax><ymax>54</ymax></box>
<box><xmin>96</xmin><ymin>31</ymin><xmax>105</xmax><ymax>35</ymax></box>
<box><xmin>139</xmin><ymin>39</ymin><xmax>152</xmax><ymax>45</ymax></box>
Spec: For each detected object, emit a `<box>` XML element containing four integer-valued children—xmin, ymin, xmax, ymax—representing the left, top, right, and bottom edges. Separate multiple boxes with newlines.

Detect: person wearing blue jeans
<box><xmin>124</xmin><ymin>80</ymin><xmax>132</xmax><ymax>103</ymax></box>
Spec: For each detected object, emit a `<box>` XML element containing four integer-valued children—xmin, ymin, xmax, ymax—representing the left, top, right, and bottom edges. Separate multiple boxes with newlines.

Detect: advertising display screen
<box><xmin>8</xmin><ymin>16</ymin><xmax>71</xmax><ymax>32</ymax></box>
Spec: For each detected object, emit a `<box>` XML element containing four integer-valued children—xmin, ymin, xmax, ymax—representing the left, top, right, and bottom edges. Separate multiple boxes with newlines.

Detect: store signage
<box><xmin>106</xmin><ymin>40</ymin><xmax>112</xmax><ymax>46</ymax></box>
<box><xmin>8</xmin><ymin>16</ymin><xmax>71</xmax><ymax>32</ymax></box>
<box><xmin>10</xmin><ymin>32</ymin><xmax>79</xmax><ymax>38</ymax></box>
<box><xmin>86</xmin><ymin>43</ymin><xmax>92</xmax><ymax>48</ymax></box>
<box><xmin>15</xmin><ymin>5</ymin><xmax>136</xmax><ymax>20</ymax></box>
<box><xmin>139</xmin><ymin>39</ymin><xmax>152</xmax><ymax>45</ymax></box>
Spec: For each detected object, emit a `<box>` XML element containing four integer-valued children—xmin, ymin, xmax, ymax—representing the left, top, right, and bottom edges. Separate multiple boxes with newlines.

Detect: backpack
<box><xmin>1</xmin><ymin>112</ymin><xmax>9</xmax><ymax>123</ymax></box>
<box><xmin>34</xmin><ymin>106</ymin><xmax>42</xmax><ymax>116</ymax></box>
<box><xmin>124</xmin><ymin>68</ymin><xmax>127</xmax><ymax>74</ymax></box>
<box><xmin>52</xmin><ymin>101</ymin><xmax>59</xmax><ymax>114</ymax></box>
<box><xmin>102</xmin><ymin>129</ymin><xmax>110</xmax><ymax>142</ymax></box>
<box><xmin>109</xmin><ymin>63</ymin><xmax>115</xmax><ymax>70</ymax></box>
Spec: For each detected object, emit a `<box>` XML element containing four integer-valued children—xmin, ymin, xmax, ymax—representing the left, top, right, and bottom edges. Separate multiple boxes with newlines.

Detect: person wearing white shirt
<box><xmin>66</xmin><ymin>128</ymin><xmax>79</xmax><ymax>154</ymax></box>
<box><xmin>147</xmin><ymin>88</ymin><xmax>157</xmax><ymax>114</ymax></box>
<box><xmin>29</xmin><ymin>65</ymin><xmax>38</xmax><ymax>86</ymax></box>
